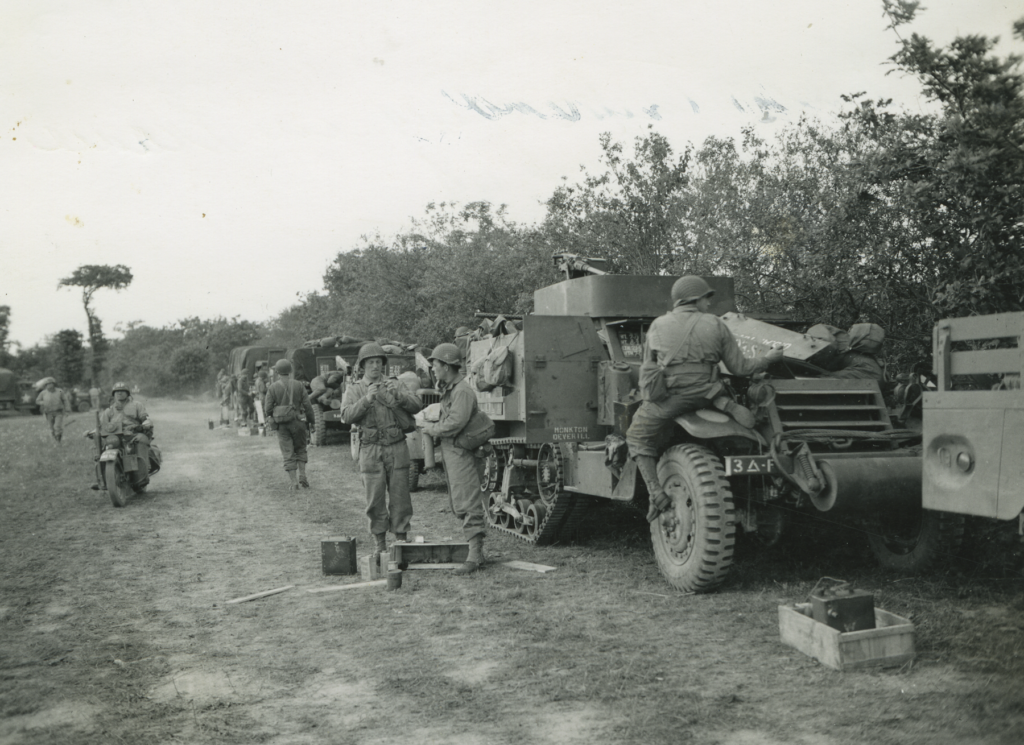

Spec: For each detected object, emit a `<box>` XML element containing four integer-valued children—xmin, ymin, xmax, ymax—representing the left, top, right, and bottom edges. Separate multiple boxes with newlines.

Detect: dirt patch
<box><xmin>1</xmin><ymin>399</ymin><xmax>1022</xmax><ymax>744</ymax></box>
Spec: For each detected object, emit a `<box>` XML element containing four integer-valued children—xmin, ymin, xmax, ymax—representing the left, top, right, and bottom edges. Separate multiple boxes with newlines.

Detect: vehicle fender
<box><xmin>673</xmin><ymin>412</ymin><xmax>765</xmax><ymax>446</ymax></box>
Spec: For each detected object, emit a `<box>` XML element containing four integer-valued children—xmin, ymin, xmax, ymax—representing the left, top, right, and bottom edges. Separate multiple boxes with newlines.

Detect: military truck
<box><xmin>288</xmin><ymin>338</ymin><xmax>422</xmax><ymax>450</ymax></box>
<box><xmin>0</xmin><ymin>368</ymin><xmax>40</xmax><ymax>414</ymax></box>
<box><xmin>917</xmin><ymin>311</ymin><xmax>1023</xmax><ymax>544</ymax></box>
<box><xmin>471</xmin><ymin>254</ymin><xmax>939</xmax><ymax>593</ymax></box>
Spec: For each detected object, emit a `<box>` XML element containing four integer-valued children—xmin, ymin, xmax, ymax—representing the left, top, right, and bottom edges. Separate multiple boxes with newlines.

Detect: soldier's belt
<box><xmin>663</xmin><ymin>363</ymin><xmax>713</xmax><ymax>374</ymax></box>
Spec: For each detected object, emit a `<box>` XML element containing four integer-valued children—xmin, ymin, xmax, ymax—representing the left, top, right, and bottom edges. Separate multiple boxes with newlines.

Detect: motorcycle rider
<box><xmin>100</xmin><ymin>382</ymin><xmax>155</xmax><ymax>488</ymax></box>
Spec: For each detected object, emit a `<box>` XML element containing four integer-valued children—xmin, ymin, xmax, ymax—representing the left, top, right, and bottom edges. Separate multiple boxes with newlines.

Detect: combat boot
<box><xmin>373</xmin><ymin>533</ymin><xmax>388</xmax><ymax>554</ymax></box>
<box><xmin>454</xmin><ymin>535</ymin><xmax>484</xmax><ymax>575</ymax></box>
<box><xmin>635</xmin><ymin>455</ymin><xmax>669</xmax><ymax>522</ymax></box>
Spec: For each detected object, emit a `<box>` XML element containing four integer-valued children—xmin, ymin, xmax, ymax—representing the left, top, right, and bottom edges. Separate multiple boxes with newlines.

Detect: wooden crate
<box><xmin>321</xmin><ymin>537</ymin><xmax>357</xmax><ymax>575</ymax></box>
<box><xmin>779</xmin><ymin>603</ymin><xmax>915</xmax><ymax>671</ymax></box>
<box><xmin>389</xmin><ymin>542</ymin><xmax>469</xmax><ymax>568</ymax></box>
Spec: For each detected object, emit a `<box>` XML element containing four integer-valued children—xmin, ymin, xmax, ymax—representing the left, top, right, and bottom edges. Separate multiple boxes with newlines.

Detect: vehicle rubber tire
<box><xmin>103</xmin><ymin>461</ymin><xmax>131</xmax><ymax>508</ymax></box>
<box><xmin>408</xmin><ymin>460</ymin><xmax>421</xmax><ymax>492</ymax></box>
<box><xmin>311</xmin><ymin>405</ymin><xmax>326</xmax><ymax>447</ymax></box>
<box><xmin>650</xmin><ymin>443</ymin><xmax>736</xmax><ymax>593</ymax></box>
<box><xmin>866</xmin><ymin>508</ymin><xmax>965</xmax><ymax>573</ymax></box>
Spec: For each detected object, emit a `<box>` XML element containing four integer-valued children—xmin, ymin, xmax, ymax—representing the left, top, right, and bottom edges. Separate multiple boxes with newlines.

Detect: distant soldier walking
<box><xmin>340</xmin><ymin>343</ymin><xmax>422</xmax><ymax>554</ymax></box>
<box><xmin>35</xmin><ymin>378</ymin><xmax>71</xmax><ymax>443</ymax></box>
<box><xmin>264</xmin><ymin>359</ymin><xmax>315</xmax><ymax>490</ymax></box>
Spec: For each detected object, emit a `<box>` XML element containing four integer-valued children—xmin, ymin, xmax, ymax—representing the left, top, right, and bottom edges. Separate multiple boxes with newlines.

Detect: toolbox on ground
<box><xmin>321</xmin><ymin>537</ymin><xmax>358</xmax><ymax>575</ymax></box>
<box><xmin>779</xmin><ymin>603</ymin><xmax>915</xmax><ymax>671</ymax></box>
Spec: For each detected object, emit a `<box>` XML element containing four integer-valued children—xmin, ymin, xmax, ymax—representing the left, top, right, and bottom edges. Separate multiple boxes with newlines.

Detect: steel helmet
<box><xmin>356</xmin><ymin>342</ymin><xmax>388</xmax><ymax>370</ymax></box>
<box><xmin>274</xmin><ymin>358</ymin><xmax>293</xmax><ymax>375</ymax></box>
<box><xmin>848</xmin><ymin>323</ymin><xmax>885</xmax><ymax>355</ymax></box>
<box><xmin>671</xmin><ymin>276</ymin><xmax>714</xmax><ymax>305</ymax></box>
<box><xmin>428</xmin><ymin>343</ymin><xmax>462</xmax><ymax>367</ymax></box>
<box><xmin>112</xmin><ymin>381</ymin><xmax>131</xmax><ymax>394</ymax></box>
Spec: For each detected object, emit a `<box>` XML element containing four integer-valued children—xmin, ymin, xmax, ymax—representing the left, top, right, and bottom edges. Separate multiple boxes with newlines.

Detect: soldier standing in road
<box><xmin>35</xmin><ymin>378</ymin><xmax>71</xmax><ymax>443</ymax></box>
<box><xmin>264</xmin><ymin>359</ymin><xmax>316</xmax><ymax>490</ymax></box>
<box><xmin>254</xmin><ymin>366</ymin><xmax>270</xmax><ymax>436</ymax></box>
<box><xmin>340</xmin><ymin>343</ymin><xmax>422</xmax><ymax>555</ymax></box>
<box><xmin>419</xmin><ymin>343</ymin><xmax>487</xmax><ymax>575</ymax></box>
<box><xmin>626</xmin><ymin>276</ymin><xmax>784</xmax><ymax>521</ymax></box>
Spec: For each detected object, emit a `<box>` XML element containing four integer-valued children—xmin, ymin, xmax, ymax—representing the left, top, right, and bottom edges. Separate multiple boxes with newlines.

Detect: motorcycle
<box><xmin>86</xmin><ymin>411</ymin><xmax>162</xmax><ymax>507</ymax></box>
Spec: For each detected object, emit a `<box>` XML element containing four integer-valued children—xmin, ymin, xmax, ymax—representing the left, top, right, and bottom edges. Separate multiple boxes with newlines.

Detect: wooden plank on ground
<box><xmin>306</xmin><ymin>580</ymin><xmax>387</xmax><ymax>593</ymax></box>
<box><xmin>502</xmin><ymin>560</ymin><xmax>556</xmax><ymax>573</ymax></box>
<box><xmin>404</xmin><ymin>563</ymin><xmax>461</xmax><ymax>570</ymax></box>
<box><xmin>225</xmin><ymin>585</ymin><xmax>295</xmax><ymax>605</ymax></box>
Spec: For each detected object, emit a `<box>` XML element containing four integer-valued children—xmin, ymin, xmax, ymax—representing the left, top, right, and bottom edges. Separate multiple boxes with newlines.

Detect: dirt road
<box><xmin>1</xmin><ymin>399</ymin><xmax>1021</xmax><ymax>744</ymax></box>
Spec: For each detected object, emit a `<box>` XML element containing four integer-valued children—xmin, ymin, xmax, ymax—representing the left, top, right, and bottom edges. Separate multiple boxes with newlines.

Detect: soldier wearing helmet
<box><xmin>420</xmin><ymin>342</ymin><xmax>488</xmax><ymax>575</ymax></box>
<box><xmin>627</xmin><ymin>275</ymin><xmax>784</xmax><ymax>521</ymax></box>
<box><xmin>35</xmin><ymin>377</ymin><xmax>71</xmax><ymax>443</ymax></box>
<box><xmin>100</xmin><ymin>382</ymin><xmax>155</xmax><ymax>486</ymax></box>
<box><xmin>340</xmin><ymin>342</ymin><xmax>423</xmax><ymax>554</ymax></box>
<box><xmin>825</xmin><ymin>323</ymin><xmax>886</xmax><ymax>381</ymax></box>
<box><xmin>264</xmin><ymin>358</ymin><xmax>316</xmax><ymax>490</ymax></box>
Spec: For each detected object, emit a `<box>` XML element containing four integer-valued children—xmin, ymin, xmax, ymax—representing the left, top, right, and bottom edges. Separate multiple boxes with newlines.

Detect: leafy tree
<box><xmin>842</xmin><ymin>2</ymin><xmax>1024</xmax><ymax>319</ymax></box>
<box><xmin>169</xmin><ymin>343</ymin><xmax>210</xmax><ymax>396</ymax></box>
<box><xmin>58</xmin><ymin>264</ymin><xmax>133</xmax><ymax>384</ymax></box>
<box><xmin>0</xmin><ymin>305</ymin><xmax>11</xmax><ymax>368</ymax></box>
<box><xmin>543</xmin><ymin>128</ymin><xmax>690</xmax><ymax>274</ymax></box>
<box><xmin>53</xmin><ymin>330</ymin><xmax>85</xmax><ymax>387</ymax></box>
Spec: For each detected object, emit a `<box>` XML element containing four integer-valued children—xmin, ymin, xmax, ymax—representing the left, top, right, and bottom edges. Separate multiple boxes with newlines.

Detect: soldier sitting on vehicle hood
<box><xmin>309</xmin><ymin>371</ymin><xmax>344</xmax><ymax>407</ymax></box>
<box><xmin>826</xmin><ymin>323</ymin><xmax>886</xmax><ymax>381</ymax></box>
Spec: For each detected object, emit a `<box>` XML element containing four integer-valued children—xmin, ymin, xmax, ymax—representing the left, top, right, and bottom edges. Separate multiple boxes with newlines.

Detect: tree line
<box><xmin>3</xmin><ymin>4</ymin><xmax>1021</xmax><ymax>395</ymax></box>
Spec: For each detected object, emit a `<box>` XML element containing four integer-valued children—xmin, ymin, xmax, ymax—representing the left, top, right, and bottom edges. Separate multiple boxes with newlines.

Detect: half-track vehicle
<box><xmin>475</xmin><ymin>254</ymin><xmax>931</xmax><ymax>592</ymax></box>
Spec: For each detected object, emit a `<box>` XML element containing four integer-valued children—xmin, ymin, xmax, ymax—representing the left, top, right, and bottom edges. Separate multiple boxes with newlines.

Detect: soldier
<box><xmin>264</xmin><ymin>358</ymin><xmax>316</xmax><ymax>490</ymax></box>
<box><xmin>309</xmin><ymin>370</ymin><xmax>344</xmax><ymax>408</ymax></box>
<box><xmin>626</xmin><ymin>276</ymin><xmax>784</xmax><ymax>521</ymax></box>
<box><xmin>100</xmin><ymin>382</ymin><xmax>155</xmax><ymax>485</ymax></box>
<box><xmin>237</xmin><ymin>370</ymin><xmax>255</xmax><ymax>426</ymax></box>
<box><xmin>35</xmin><ymin>378</ymin><xmax>71</xmax><ymax>443</ymax></box>
<box><xmin>254</xmin><ymin>366</ymin><xmax>270</xmax><ymax>435</ymax></box>
<box><xmin>419</xmin><ymin>343</ymin><xmax>487</xmax><ymax>575</ymax></box>
<box><xmin>217</xmin><ymin>369</ymin><xmax>233</xmax><ymax>427</ymax></box>
<box><xmin>340</xmin><ymin>342</ymin><xmax>423</xmax><ymax>555</ymax></box>
<box><xmin>827</xmin><ymin>323</ymin><xmax>886</xmax><ymax>381</ymax></box>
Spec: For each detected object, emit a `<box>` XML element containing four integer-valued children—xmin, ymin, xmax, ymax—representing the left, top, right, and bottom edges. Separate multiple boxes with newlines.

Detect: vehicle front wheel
<box><xmin>103</xmin><ymin>460</ymin><xmax>132</xmax><ymax>508</ymax></box>
<box><xmin>866</xmin><ymin>508</ymin><xmax>965</xmax><ymax>573</ymax></box>
<box><xmin>650</xmin><ymin>444</ymin><xmax>736</xmax><ymax>593</ymax></box>
<box><xmin>311</xmin><ymin>405</ymin><xmax>326</xmax><ymax>446</ymax></box>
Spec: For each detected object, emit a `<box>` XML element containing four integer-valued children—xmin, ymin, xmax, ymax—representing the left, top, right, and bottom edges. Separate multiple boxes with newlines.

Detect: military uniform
<box><xmin>340</xmin><ymin>376</ymin><xmax>422</xmax><ymax>538</ymax></box>
<box><xmin>626</xmin><ymin>304</ymin><xmax>773</xmax><ymax>458</ymax></box>
<box><xmin>826</xmin><ymin>323</ymin><xmax>886</xmax><ymax>381</ymax></box>
<box><xmin>421</xmin><ymin>373</ymin><xmax>486</xmax><ymax>542</ymax></box>
<box><xmin>101</xmin><ymin>397</ymin><xmax>153</xmax><ymax>479</ymax></box>
<box><xmin>36</xmin><ymin>386</ymin><xmax>71</xmax><ymax>442</ymax></box>
<box><xmin>265</xmin><ymin>377</ymin><xmax>315</xmax><ymax>474</ymax></box>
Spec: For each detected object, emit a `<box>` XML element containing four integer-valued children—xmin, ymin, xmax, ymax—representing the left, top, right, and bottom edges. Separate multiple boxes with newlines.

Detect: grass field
<box><xmin>1</xmin><ymin>399</ymin><xmax>1022</xmax><ymax>744</ymax></box>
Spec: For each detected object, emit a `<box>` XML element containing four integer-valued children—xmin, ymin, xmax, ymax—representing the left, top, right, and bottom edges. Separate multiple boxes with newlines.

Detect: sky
<box><xmin>3</xmin><ymin>0</ymin><xmax>1021</xmax><ymax>351</ymax></box>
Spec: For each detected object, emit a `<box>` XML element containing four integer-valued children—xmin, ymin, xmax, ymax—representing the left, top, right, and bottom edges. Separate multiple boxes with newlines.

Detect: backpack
<box><xmin>271</xmin><ymin>381</ymin><xmax>299</xmax><ymax>423</ymax></box>
<box><xmin>454</xmin><ymin>408</ymin><xmax>496</xmax><ymax>451</ymax></box>
<box><xmin>472</xmin><ymin>329</ymin><xmax>518</xmax><ymax>392</ymax></box>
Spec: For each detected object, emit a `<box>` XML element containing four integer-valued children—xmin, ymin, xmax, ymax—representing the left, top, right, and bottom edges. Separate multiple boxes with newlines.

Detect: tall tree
<box><xmin>58</xmin><ymin>265</ymin><xmax>133</xmax><ymax>384</ymax></box>
<box><xmin>53</xmin><ymin>329</ymin><xmax>85</xmax><ymax>387</ymax></box>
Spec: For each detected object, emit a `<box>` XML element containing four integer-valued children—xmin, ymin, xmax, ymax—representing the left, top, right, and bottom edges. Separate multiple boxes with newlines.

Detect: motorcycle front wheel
<box><xmin>103</xmin><ymin>460</ymin><xmax>132</xmax><ymax>508</ymax></box>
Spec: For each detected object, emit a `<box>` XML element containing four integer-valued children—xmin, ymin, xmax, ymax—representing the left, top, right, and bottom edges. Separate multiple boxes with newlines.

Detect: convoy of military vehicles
<box><xmin>218</xmin><ymin>253</ymin><xmax>1022</xmax><ymax>593</ymax></box>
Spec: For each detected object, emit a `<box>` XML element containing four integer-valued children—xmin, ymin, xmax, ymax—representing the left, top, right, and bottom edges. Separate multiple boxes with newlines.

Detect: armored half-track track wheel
<box><xmin>866</xmin><ymin>508</ymin><xmax>965</xmax><ymax>573</ymax></box>
<box><xmin>513</xmin><ymin>499</ymin><xmax>532</xmax><ymax>533</ymax></box>
<box><xmin>525</xmin><ymin>502</ymin><xmax>547</xmax><ymax>540</ymax></box>
<box><xmin>650</xmin><ymin>444</ymin><xmax>736</xmax><ymax>593</ymax></box>
<box><xmin>536</xmin><ymin>443</ymin><xmax>563</xmax><ymax>505</ymax></box>
<box><xmin>487</xmin><ymin>492</ymin><xmax>511</xmax><ymax>528</ymax></box>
